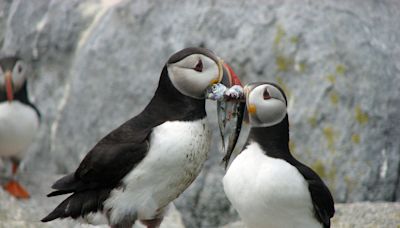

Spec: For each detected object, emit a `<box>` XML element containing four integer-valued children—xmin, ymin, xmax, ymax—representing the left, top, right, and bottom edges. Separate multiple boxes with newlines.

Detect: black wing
<box><xmin>295</xmin><ymin>163</ymin><xmax>335</xmax><ymax>228</ymax></box>
<box><xmin>42</xmin><ymin>119</ymin><xmax>152</xmax><ymax>222</ymax></box>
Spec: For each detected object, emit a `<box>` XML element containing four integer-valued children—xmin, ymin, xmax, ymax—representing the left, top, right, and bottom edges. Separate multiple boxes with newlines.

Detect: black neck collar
<box><xmin>135</xmin><ymin>66</ymin><xmax>206</xmax><ymax>126</ymax></box>
<box><xmin>247</xmin><ymin>115</ymin><xmax>293</xmax><ymax>160</ymax></box>
<box><xmin>0</xmin><ymin>82</ymin><xmax>41</xmax><ymax>119</ymax></box>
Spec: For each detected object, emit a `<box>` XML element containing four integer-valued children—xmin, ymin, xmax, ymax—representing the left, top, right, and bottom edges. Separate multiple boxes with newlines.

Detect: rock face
<box><xmin>1</xmin><ymin>0</ymin><xmax>399</xmax><ymax>227</ymax></box>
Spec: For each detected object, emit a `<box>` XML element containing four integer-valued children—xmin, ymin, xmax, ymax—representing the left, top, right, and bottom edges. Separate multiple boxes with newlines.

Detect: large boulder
<box><xmin>1</xmin><ymin>0</ymin><xmax>399</xmax><ymax>227</ymax></box>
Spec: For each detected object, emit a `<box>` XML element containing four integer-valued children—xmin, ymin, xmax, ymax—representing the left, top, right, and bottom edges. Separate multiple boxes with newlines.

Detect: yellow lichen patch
<box><xmin>290</xmin><ymin>35</ymin><xmax>299</xmax><ymax>44</ymax></box>
<box><xmin>276</xmin><ymin>55</ymin><xmax>293</xmax><ymax>72</ymax></box>
<box><xmin>296</xmin><ymin>62</ymin><xmax>307</xmax><ymax>73</ymax></box>
<box><xmin>304</xmin><ymin>147</ymin><xmax>312</xmax><ymax>156</ymax></box>
<box><xmin>308</xmin><ymin>114</ymin><xmax>317</xmax><ymax>128</ymax></box>
<box><xmin>276</xmin><ymin>75</ymin><xmax>284</xmax><ymax>85</ymax></box>
<box><xmin>327</xmin><ymin>166</ymin><xmax>337</xmax><ymax>181</ymax></box>
<box><xmin>323</xmin><ymin>126</ymin><xmax>336</xmax><ymax>152</ymax></box>
<box><xmin>275</xmin><ymin>76</ymin><xmax>292</xmax><ymax>98</ymax></box>
<box><xmin>355</xmin><ymin>105</ymin><xmax>369</xmax><ymax>125</ymax></box>
<box><xmin>329</xmin><ymin>90</ymin><xmax>339</xmax><ymax>106</ymax></box>
<box><xmin>274</xmin><ymin>24</ymin><xmax>286</xmax><ymax>46</ymax></box>
<box><xmin>335</xmin><ymin>64</ymin><xmax>347</xmax><ymax>75</ymax></box>
<box><xmin>325</xmin><ymin>166</ymin><xmax>337</xmax><ymax>191</ymax></box>
<box><xmin>351</xmin><ymin>134</ymin><xmax>361</xmax><ymax>144</ymax></box>
<box><xmin>326</xmin><ymin>74</ymin><xmax>336</xmax><ymax>84</ymax></box>
<box><xmin>344</xmin><ymin>176</ymin><xmax>356</xmax><ymax>195</ymax></box>
<box><xmin>311</xmin><ymin>160</ymin><xmax>326</xmax><ymax>178</ymax></box>
<box><xmin>289</xmin><ymin>140</ymin><xmax>296</xmax><ymax>153</ymax></box>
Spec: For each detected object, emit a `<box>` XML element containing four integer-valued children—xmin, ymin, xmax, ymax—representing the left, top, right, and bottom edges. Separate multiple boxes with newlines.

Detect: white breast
<box><xmin>223</xmin><ymin>142</ymin><xmax>322</xmax><ymax>228</ymax></box>
<box><xmin>105</xmin><ymin>118</ymin><xmax>211</xmax><ymax>224</ymax></box>
<box><xmin>0</xmin><ymin>101</ymin><xmax>39</xmax><ymax>158</ymax></box>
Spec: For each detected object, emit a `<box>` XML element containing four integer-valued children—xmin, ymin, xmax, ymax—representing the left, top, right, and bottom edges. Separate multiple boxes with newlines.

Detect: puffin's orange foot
<box><xmin>4</xmin><ymin>180</ymin><xmax>30</xmax><ymax>199</ymax></box>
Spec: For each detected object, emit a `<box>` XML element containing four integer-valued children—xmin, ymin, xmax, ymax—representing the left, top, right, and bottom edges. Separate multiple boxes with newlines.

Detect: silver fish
<box><xmin>216</xmin><ymin>64</ymin><xmax>245</xmax><ymax>169</ymax></box>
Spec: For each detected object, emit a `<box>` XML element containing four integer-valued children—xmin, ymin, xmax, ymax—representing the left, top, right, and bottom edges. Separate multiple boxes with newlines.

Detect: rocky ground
<box><xmin>1</xmin><ymin>177</ymin><xmax>399</xmax><ymax>228</ymax></box>
<box><xmin>222</xmin><ymin>203</ymin><xmax>400</xmax><ymax>228</ymax></box>
<box><xmin>0</xmin><ymin>172</ymin><xmax>184</xmax><ymax>228</ymax></box>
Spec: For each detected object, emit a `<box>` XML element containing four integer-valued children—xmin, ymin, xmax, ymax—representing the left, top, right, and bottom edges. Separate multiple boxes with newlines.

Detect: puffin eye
<box><xmin>17</xmin><ymin>65</ymin><xmax>23</xmax><ymax>73</ymax></box>
<box><xmin>263</xmin><ymin>89</ymin><xmax>271</xmax><ymax>100</ymax></box>
<box><xmin>193</xmin><ymin>59</ymin><xmax>203</xmax><ymax>72</ymax></box>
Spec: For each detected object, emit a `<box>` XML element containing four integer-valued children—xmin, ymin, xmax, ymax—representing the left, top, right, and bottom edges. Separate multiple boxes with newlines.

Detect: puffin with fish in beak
<box><xmin>42</xmin><ymin>47</ymin><xmax>242</xmax><ymax>228</ymax></box>
<box><xmin>222</xmin><ymin>82</ymin><xmax>335</xmax><ymax>228</ymax></box>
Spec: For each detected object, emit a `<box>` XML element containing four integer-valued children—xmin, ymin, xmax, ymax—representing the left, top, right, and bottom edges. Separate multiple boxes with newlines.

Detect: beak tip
<box><xmin>223</xmin><ymin>63</ymin><xmax>242</xmax><ymax>86</ymax></box>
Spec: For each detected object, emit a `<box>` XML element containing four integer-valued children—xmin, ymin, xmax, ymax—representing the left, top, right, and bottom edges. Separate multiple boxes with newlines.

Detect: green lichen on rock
<box><xmin>323</xmin><ymin>126</ymin><xmax>337</xmax><ymax>153</ymax></box>
<box><xmin>355</xmin><ymin>105</ymin><xmax>369</xmax><ymax>125</ymax></box>
<box><xmin>351</xmin><ymin>133</ymin><xmax>361</xmax><ymax>144</ymax></box>
<box><xmin>274</xmin><ymin>24</ymin><xmax>286</xmax><ymax>46</ymax></box>
<box><xmin>289</xmin><ymin>140</ymin><xmax>296</xmax><ymax>154</ymax></box>
<box><xmin>329</xmin><ymin>90</ymin><xmax>339</xmax><ymax>106</ymax></box>
<box><xmin>275</xmin><ymin>55</ymin><xmax>293</xmax><ymax>72</ymax></box>
<box><xmin>308</xmin><ymin>114</ymin><xmax>318</xmax><ymax>128</ymax></box>
<box><xmin>275</xmin><ymin>75</ymin><xmax>292</xmax><ymax>98</ymax></box>
<box><xmin>311</xmin><ymin>160</ymin><xmax>327</xmax><ymax>178</ymax></box>
<box><xmin>336</xmin><ymin>64</ymin><xmax>347</xmax><ymax>75</ymax></box>
<box><xmin>326</xmin><ymin>74</ymin><xmax>336</xmax><ymax>84</ymax></box>
<box><xmin>295</xmin><ymin>62</ymin><xmax>307</xmax><ymax>73</ymax></box>
<box><xmin>289</xmin><ymin>35</ymin><xmax>299</xmax><ymax>44</ymax></box>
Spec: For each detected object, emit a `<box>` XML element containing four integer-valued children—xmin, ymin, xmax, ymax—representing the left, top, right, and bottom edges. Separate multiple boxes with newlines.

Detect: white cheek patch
<box><xmin>168</xmin><ymin>67</ymin><xmax>208</xmax><ymax>98</ymax></box>
<box><xmin>167</xmin><ymin>59</ymin><xmax>219</xmax><ymax>99</ymax></box>
<box><xmin>256</xmin><ymin>100</ymin><xmax>287</xmax><ymax>127</ymax></box>
<box><xmin>12</xmin><ymin>61</ymin><xmax>29</xmax><ymax>92</ymax></box>
<box><xmin>248</xmin><ymin>85</ymin><xmax>287</xmax><ymax>127</ymax></box>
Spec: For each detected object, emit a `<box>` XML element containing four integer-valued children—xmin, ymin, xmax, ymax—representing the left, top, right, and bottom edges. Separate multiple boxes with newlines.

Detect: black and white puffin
<box><xmin>42</xmin><ymin>47</ymin><xmax>240</xmax><ymax>228</ymax></box>
<box><xmin>223</xmin><ymin>82</ymin><xmax>335</xmax><ymax>228</ymax></box>
<box><xmin>0</xmin><ymin>56</ymin><xmax>40</xmax><ymax>199</ymax></box>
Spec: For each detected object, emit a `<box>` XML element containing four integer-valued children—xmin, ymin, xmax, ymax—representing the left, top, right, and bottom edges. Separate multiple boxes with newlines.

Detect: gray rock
<box><xmin>0</xmin><ymin>0</ymin><xmax>399</xmax><ymax>227</ymax></box>
<box><xmin>220</xmin><ymin>202</ymin><xmax>400</xmax><ymax>228</ymax></box>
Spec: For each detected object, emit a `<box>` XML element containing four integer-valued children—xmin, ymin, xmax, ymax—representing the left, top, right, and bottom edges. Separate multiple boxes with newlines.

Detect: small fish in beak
<box><xmin>206</xmin><ymin>63</ymin><xmax>245</xmax><ymax>169</ymax></box>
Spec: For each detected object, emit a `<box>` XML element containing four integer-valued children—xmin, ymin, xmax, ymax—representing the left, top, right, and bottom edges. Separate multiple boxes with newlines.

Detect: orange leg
<box><xmin>3</xmin><ymin>162</ymin><xmax>30</xmax><ymax>199</ymax></box>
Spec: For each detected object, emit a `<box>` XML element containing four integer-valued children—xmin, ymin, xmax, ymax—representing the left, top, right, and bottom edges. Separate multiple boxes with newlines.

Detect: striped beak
<box><xmin>4</xmin><ymin>70</ymin><xmax>14</xmax><ymax>102</ymax></box>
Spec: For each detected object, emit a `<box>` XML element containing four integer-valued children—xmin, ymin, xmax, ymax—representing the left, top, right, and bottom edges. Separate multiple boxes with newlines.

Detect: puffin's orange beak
<box><xmin>5</xmin><ymin>70</ymin><xmax>13</xmax><ymax>102</ymax></box>
<box><xmin>247</xmin><ymin>104</ymin><xmax>257</xmax><ymax>114</ymax></box>
<box><xmin>223</xmin><ymin>63</ymin><xmax>241</xmax><ymax>86</ymax></box>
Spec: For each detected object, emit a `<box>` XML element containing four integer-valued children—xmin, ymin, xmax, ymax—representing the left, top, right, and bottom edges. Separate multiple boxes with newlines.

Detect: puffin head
<box><xmin>244</xmin><ymin>82</ymin><xmax>287</xmax><ymax>127</ymax></box>
<box><xmin>0</xmin><ymin>56</ymin><xmax>30</xmax><ymax>103</ymax></box>
<box><xmin>166</xmin><ymin>47</ymin><xmax>225</xmax><ymax>99</ymax></box>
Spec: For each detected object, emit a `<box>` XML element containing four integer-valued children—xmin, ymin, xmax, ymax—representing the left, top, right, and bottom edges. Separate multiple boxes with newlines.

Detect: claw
<box><xmin>4</xmin><ymin>180</ymin><xmax>30</xmax><ymax>199</ymax></box>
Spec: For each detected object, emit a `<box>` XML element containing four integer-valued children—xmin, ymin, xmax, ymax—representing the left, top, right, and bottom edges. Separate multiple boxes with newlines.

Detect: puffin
<box><xmin>223</xmin><ymin>82</ymin><xmax>335</xmax><ymax>228</ymax></box>
<box><xmin>42</xmin><ymin>47</ymin><xmax>240</xmax><ymax>228</ymax></box>
<box><xmin>0</xmin><ymin>56</ymin><xmax>40</xmax><ymax>199</ymax></box>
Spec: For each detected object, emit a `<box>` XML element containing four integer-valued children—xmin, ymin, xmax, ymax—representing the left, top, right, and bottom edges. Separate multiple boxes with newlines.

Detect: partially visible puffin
<box><xmin>0</xmin><ymin>56</ymin><xmax>40</xmax><ymax>199</ymax></box>
<box><xmin>223</xmin><ymin>82</ymin><xmax>335</xmax><ymax>228</ymax></box>
<box><xmin>42</xmin><ymin>47</ymin><xmax>240</xmax><ymax>228</ymax></box>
